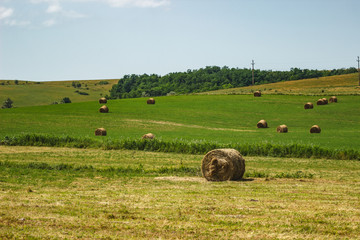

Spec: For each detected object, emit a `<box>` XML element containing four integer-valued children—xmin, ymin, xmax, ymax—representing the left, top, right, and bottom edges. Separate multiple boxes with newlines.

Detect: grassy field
<box><xmin>1</xmin><ymin>94</ymin><xmax>359</xmax><ymax>151</ymax></box>
<box><xmin>202</xmin><ymin>73</ymin><xmax>360</xmax><ymax>95</ymax></box>
<box><xmin>0</xmin><ymin>146</ymin><xmax>359</xmax><ymax>239</ymax></box>
<box><xmin>0</xmin><ymin>79</ymin><xmax>118</xmax><ymax>107</ymax></box>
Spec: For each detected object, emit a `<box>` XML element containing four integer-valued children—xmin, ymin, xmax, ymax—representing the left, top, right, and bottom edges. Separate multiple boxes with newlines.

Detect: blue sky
<box><xmin>0</xmin><ymin>0</ymin><xmax>359</xmax><ymax>81</ymax></box>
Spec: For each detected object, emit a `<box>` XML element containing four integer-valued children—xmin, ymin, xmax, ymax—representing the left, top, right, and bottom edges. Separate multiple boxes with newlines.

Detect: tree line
<box><xmin>109</xmin><ymin>66</ymin><xmax>357</xmax><ymax>99</ymax></box>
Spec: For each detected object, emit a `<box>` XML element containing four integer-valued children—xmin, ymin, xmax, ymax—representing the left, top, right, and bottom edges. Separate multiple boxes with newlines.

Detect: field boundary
<box><xmin>1</xmin><ymin>134</ymin><xmax>359</xmax><ymax>160</ymax></box>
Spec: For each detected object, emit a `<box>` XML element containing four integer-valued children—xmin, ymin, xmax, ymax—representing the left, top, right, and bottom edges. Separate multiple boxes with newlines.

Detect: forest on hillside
<box><xmin>109</xmin><ymin>66</ymin><xmax>357</xmax><ymax>99</ymax></box>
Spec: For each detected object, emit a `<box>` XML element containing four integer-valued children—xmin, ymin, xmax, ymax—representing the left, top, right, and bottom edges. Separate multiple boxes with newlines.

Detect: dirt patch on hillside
<box><xmin>125</xmin><ymin>119</ymin><xmax>255</xmax><ymax>132</ymax></box>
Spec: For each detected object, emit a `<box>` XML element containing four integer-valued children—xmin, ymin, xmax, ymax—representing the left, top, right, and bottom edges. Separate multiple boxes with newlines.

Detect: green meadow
<box><xmin>1</xmin><ymin>76</ymin><xmax>360</xmax><ymax>239</ymax></box>
<box><xmin>1</xmin><ymin>94</ymin><xmax>359</xmax><ymax>150</ymax></box>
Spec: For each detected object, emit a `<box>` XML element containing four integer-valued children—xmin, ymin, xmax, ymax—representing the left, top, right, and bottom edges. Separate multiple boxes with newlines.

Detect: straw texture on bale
<box><xmin>99</xmin><ymin>97</ymin><xmax>107</xmax><ymax>104</ymax></box>
<box><xmin>202</xmin><ymin>149</ymin><xmax>245</xmax><ymax>181</ymax></box>
<box><xmin>304</xmin><ymin>102</ymin><xmax>314</xmax><ymax>109</ymax></box>
<box><xmin>322</xmin><ymin>98</ymin><xmax>328</xmax><ymax>104</ymax></box>
<box><xmin>254</xmin><ymin>91</ymin><xmax>261</xmax><ymax>97</ymax></box>
<box><xmin>99</xmin><ymin>105</ymin><xmax>109</xmax><ymax>113</ymax></box>
<box><xmin>147</xmin><ymin>98</ymin><xmax>155</xmax><ymax>104</ymax></box>
<box><xmin>95</xmin><ymin>128</ymin><xmax>107</xmax><ymax>136</ymax></box>
<box><xmin>310</xmin><ymin>125</ymin><xmax>321</xmax><ymax>133</ymax></box>
<box><xmin>257</xmin><ymin>119</ymin><xmax>268</xmax><ymax>128</ymax></box>
<box><xmin>142</xmin><ymin>133</ymin><xmax>155</xmax><ymax>139</ymax></box>
<box><xmin>329</xmin><ymin>96</ymin><xmax>337</xmax><ymax>103</ymax></box>
<box><xmin>317</xmin><ymin>99</ymin><xmax>325</xmax><ymax>105</ymax></box>
<box><xmin>277</xmin><ymin>125</ymin><xmax>288</xmax><ymax>133</ymax></box>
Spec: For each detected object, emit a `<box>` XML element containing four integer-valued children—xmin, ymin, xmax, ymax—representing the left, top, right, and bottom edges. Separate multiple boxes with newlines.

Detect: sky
<box><xmin>0</xmin><ymin>0</ymin><xmax>359</xmax><ymax>81</ymax></box>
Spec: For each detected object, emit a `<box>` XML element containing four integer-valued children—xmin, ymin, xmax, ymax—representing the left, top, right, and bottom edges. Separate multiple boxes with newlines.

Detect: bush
<box><xmin>2</xmin><ymin>98</ymin><xmax>13</xmax><ymax>109</ymax></box>
<box><xmin>60</xmin><ymin>97</ymin><xmax>71</xmax><ymax>104</ymax></box>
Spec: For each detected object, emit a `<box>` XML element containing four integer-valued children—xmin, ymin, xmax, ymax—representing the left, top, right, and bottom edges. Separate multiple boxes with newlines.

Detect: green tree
<box><xmin>2</xmin><ymin>98</ymin><xmax>13</xmax><ymax>109</ymax></box>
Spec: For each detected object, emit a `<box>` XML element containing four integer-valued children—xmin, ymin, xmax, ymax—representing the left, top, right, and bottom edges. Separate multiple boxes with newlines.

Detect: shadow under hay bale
<box><xmin>329</xmin><ymin>96</ymin><xmax>337</xmax><ymax>103</ymax></box>
<box><xmin>99</xmin><ymin>105</ymin><xmax>109</xmax><ymax>113</ymax></box>
<box><xmin>254</xmin><ymin>91</ymin><xmax>261</xmax><ymax>97</ymax></box>
<box><xmin>277</xmin><ymin>125</ymin><xmax>288</xmax><ymax>133</ymax></box>
<box><xmin>99</xmin><ymin>97</ymin><xmax>107</xmax><ymax>104</ymax></box>
<box><xmin>147</xmin><ymin>98</ymin><xmax>155</xmax><ymax>104</ymax></box>
<box><xmin>304</xmin><ymin>102</ymin><xmax>314</xmax><ymax>109</ymax></box>
<box><xmin>202</xmin><ymin>149</ymin><xmax>245</xmax><ymax>181</ymax></box>
<box><xmin>310</xmin><ymin>125</ymin><xmax>321</xmax><ymax>133</ymax></box>
<box><xmin>257</xmin><ymin>119</ymin><xmax>268</xmax><ymax>128</ymax></box>
<box><xmin>95</xmin><ymin>128</ymin><xmax>107</xmax><ymax>136</ymax></box>
<box><xmin>142</xmin><ymin>133</ymin><xmax>155</xmax><ymax>139</ymax></box>
<box><xmin>317</xmin><ymin>99</ymin><xmax>326</xmax><ymax>105</ymax></box>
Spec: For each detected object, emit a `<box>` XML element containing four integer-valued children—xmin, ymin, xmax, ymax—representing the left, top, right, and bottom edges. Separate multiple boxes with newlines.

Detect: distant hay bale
<box><xmin>254</xmin><ymin>91</ymin><xmax>261</xmax><ymax>97</ymax></box>
<box><xmin>310</xmin><ymin>125</ymin><xmax>321</xmax><ymax>133</ymax></box>
<box><xmin>277</xmin><ymin>124</ymin><xmax>288</xmax><ymax>133</ymax></box>
<box><xmin>329</xmin><ymin>96</ymin><xmax>337</xmax><ymax>103</ymax></box>
<box><xmin>142</xmin><ymin>133</ymin><xmax>155</xmax><ymax>139</ymax></box>
<box><xmin>257</xmin><ymin>119</ymin><xmax>268</xmax><ymax>128</ymax></box>
<box><xmin>99</xmin><ymin>97</ymin><xmax>107</xmax><ymax>104</ymax></box>
<box><xmin>95</xmin><ymin>128</ymin><xmax>107</xmax><ymax>136</ymax></box>
<box><xmin>99</xmin><ymin>105</ymin><xmax>109</xmax><ymax>113</ymax></box>
<box><xmin>317</xmin><ymin>99</ymin><xmax>325</xmax><ymax>105</ymax></box>
<box><xmin>147</xmin><ymin>98</ymin><xmax>155</xmax><ymax>104</ymax></box>
<box><xmin>304</xmin><ymin>102</ymin><xmax>314</xmax><ymax>109</ymax></box>
<box><xmin>202</xmin><ymin>149</ymin><xmax>245</xmax><ymax>181</ymax></box>
<box><xmin>322</xmin><ymin>98</ymin><xmax>328</xmax><ymax>104</ymax></box>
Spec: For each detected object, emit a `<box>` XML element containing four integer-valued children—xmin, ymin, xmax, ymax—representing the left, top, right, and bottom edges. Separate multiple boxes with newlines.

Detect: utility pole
<box><xmin>251</xmin><ymin>60</ymin><xmax>255</xmax><ymax>86</ymax></box>
<box><xmin>357</xmin><ymin>56</ymin><xmax>360</xmax><ymax>86</ymax></box>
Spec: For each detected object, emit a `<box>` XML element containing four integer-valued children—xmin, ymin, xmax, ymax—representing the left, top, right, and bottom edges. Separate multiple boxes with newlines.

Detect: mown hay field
<box><xmin>1</xmin><ymin>94</ymin><xmax>359</xmax><ymax>150</ymax></box>
<box><xmin>0</xmin><ymin>146</ymin><xmax>359</xmax><ymax>239</ymax></box>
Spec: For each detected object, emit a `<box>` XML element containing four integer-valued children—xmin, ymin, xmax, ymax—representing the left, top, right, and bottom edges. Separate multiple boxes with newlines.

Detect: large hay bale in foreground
<box><xmin>147</xmin><ymin>98</ymin><xmax>155</xmax><ymax>104</ymax></box>
<box><xmin>142</xmin><ymin>133</ymin><xmax>155</xmax><ymax>139</ymax></box>
<box><xmin>329</xmin><ymin>96</ymin><xmax>337</xmax><ymax>103</ymax></box>
<box><xmin>202</xmin><ymin>149</ymin><xmax>245</xmax><ymax>181</ymax></box>
<box><xmin>277</xmin><ymin>125</ymin><xmax>288</xmax><ymax>133</ymax></box>
<box><xmin>317</xmin><ymin>99</ymin><xmax>325</xmax><ymax>105</ymax></box>
<box><xmin>99</xmin><ymin>105</ymin><xmax>109</xmax><ymax>113</ymax></box>
<box><xmin>95</xmin><ymin>128</ymin><xmax>107</xmax><ymax>136</ymax></box>
<box><xmin>99</xmin><ymin>97</ymin><xmax>107</xmax><ymax>104</ymax></box>
<box><xmin>254</xmin><ymin>91</ymin><xmax>261</xmax><ymax>97</ymax></box>
<box><xmin>304</xmin><ymin>102</ymin><xmax>313</xmax><ymax>109</ymax></box>
<box><xmin>322</xmin><ymin>98</ymin><xmax>328</xmax><ymax>104</ymax></box>
<box><xmin>310</xmin><ymin>125</ymin><xmax>321</xmax><ymax>133</ymax></box>
<box><xmin>257</xmin><ymin>119</ymin><xmax>268</xmax><ymax>128</ymax></box>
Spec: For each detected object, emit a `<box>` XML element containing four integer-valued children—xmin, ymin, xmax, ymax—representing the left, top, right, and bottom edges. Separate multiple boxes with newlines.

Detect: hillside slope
<box><xmin>201</xmin><ymin>73</ymin><xmax>360</xmax><ymax>95</ymax></box>
<box><xmin>0</xmin><ymin>79</ymin><xmax>118</xmax><ymax>107</ymax></box>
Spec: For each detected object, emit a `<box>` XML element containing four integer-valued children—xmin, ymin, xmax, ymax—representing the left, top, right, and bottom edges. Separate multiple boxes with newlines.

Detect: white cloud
<box><xmin>43</xmin><ymin>18</ymin><xmax>56</xmax><ymax>26</ymax></box>
<box><xmin>106</xmin><ymin>0</ymin><xmax>170</xmax><ymax>8</ymax></box>
<box><xmin>46</xmin><ymin>3</ymin><xmax>62</xmax><ymax>13</ymax></box>
<box><xmin>4</xmin><ymin>19</ymin><xmax>31</xmax><ymax>26</ymax></box>
<box><xmin>0</xmin><ymin>6</ymin><xmax>13</xmax><ymax>19</ymax></box>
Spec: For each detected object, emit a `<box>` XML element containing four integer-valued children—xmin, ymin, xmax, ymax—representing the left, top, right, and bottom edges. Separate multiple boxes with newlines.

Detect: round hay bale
<box><xmin>310</xmin><ymin>125</ymin><xmax>321</xmax><ymax>133</ymax></box>
<box><xmin>147</xmin><ymin>98</ymin><xmax>155</xmax><ymax>104</ymax></box>
<box><xmin>317</xmin><ymin>99</ymin><xmax>325</xmax><ymax>105</ymax></box>
<box><xmin>95</xmin><ymin>128</ymin><xmax>107</xmax><ymax>136</ymax></box>
<box><xmin>277</xmin><ymin>124</ymin><xmax>288</xmax><ymax>133</ymax></box>
<box><xmin>329</xmin><ymin>96</ymin><xmax>337</xmax><ymax>103</ymax></box>
<box><xmin>99</xmin><ymin>105</ymin><xmax>109</xmax><ymax>113</ymax></box>
<box><xmin>257</xmin><ymin>119</ymin><xmax>268</xmax><ymax>128</ymax></box>
<box><xmin>99</xmin><ymin>97</ymin><xmax>107</xmax><ymax>104</ymax></box>
<box><xmin>202</xmin><ymin>149</ymin><xmax>245</xmax><ymax>181</ymax></box>
<box><xmin>254</xmin><ymin>91</ymin><xmax>261</xmax><ymax>97</ymax></box>
<box><xmin>322</xmin><ymin>98</ymin><xmax>328</xmax><ymax>104</ymax></box>
<box><xmin>142</xmin><ymin>133</ymin><xmax>155</xmax><ymax>139</ymax></box>
<box><xmin>304</xmin><ymin>102</ymin><xmax>313</xmax><ymax>109</ymax></box>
